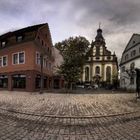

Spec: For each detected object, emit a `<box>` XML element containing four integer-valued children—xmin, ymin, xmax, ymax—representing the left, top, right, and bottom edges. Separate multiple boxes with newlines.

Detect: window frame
<box><xmin>2</xmin><ymin>55</ymin><xmax>8</xmax><ymax>67</ymax></box>
<box><xmin>1</xmin><ymin>41</ymin><xmax>6</xmax><ymax>47</ymax></box>
<box><xmin>16</xmin><ymin>35</ymin><xmax>23</xmax><ymax>42</ymax></box>
<box><xmin>12</xmin><ymin>51</ymin><xmax>25</xmax><ymax>65</ymax></box>
<box><xmin>0</xmin><ymin>55</ymin><xmax>8</xmax><ymax>67</ymax></box>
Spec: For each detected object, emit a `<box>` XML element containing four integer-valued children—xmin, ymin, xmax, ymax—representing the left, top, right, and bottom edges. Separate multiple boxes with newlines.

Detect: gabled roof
<box><xmin>123</xmin><ymin>33</ymin><xmax>140</xmax><ymax>54</ymax></box>
<box><xmin>120</xmin><ymin>33</ymin><xmax>140</xmax><ymax>66</ymax></box>
<box><xmin>0</xmin><ymin>23</ymin><xmax>47</xmax><ymax>40</ymax></box>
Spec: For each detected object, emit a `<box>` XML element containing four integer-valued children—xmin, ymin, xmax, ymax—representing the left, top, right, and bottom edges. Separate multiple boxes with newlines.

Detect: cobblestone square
<box><xmin>0</xmin><ymin>90</ymin><xmax>140</xmax><ymax>140</ymax></box>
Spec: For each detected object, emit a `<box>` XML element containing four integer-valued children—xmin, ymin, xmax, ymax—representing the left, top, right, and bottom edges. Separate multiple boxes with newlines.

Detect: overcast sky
<box><xmin>0</xmin><ymin>0</ymin><xmax>140</xmax><ymax>59</ymax></box>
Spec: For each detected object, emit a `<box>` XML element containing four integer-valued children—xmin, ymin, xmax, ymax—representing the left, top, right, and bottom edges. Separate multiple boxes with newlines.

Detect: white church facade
<box><xmin>81</xmin><ymin>28</ymin><xmax>118</xmax><ymax>87</ymax></box>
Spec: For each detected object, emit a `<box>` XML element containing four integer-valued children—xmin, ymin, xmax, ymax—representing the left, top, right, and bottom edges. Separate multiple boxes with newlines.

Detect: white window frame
<box><xmin>12</xmin><ymin>53</ymin><xmax>18</xmax><ymax>65</ymax></box>
<box><xmin>0</xmin><ymin>55</ymin><xmax>8</xmax><ymax>67</ymax></box>
<box><xmin>19</xmin><ymin>51</ymin><xmax>25</xmax><ymax>64</ymax></box>
<box><xmin>2</xmin><ymin>55</ymin><xmax>8</xmax><ymax>67</ymax></box>
<box><xmin>12</xmin><ymin>51</ymin><xmax>25</xmax><ymax>65</ymax></box>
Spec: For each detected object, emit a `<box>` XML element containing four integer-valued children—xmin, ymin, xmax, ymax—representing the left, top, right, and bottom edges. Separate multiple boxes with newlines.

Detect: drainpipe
<box><xmin>40</xmin><ymin>53</ymin><xmax>44</xmax><ymax>94</ymax></box>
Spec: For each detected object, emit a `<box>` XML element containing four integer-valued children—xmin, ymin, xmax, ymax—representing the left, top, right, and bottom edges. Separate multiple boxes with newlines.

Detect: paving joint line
<box><xmin>0</xmin><ymin>107</ymin><xmax>139</xmax><ymax>119</ymax></box>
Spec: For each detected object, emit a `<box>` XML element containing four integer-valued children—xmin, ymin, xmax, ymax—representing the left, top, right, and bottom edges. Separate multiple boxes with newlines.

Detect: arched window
<box><xmin>85</xmin><ymin>67</ymin><xmax>89</xmax><ymax>81</ymax></box>
<box><xmin>130</xmin><ymin>62</ymin><xmax>135</xmax><ymax>70</ymax></box>
<box><xmin>95</xmin><ymin>66</ymin><xmax>100</xmax><ymax>74</ymax></box>
<box><xmin>106</xmin><ymin>66</ymin><xmax>111</xmax><ymax>83</ymax></box>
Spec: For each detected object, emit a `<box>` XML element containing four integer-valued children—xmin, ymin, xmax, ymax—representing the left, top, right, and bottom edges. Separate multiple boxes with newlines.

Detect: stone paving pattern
<box><xmin>0</xmin><ymin>91</ymin><xmax>139</xmax><ymax>139</ymax></box>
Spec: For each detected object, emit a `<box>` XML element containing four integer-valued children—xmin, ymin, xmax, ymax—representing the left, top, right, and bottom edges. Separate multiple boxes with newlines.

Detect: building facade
<box><xmin>81</xmin><ymin>28</ymin><xmax>118</xmax><ymax>86</ymax></box>
<box><xmin>120</xmin><ymin>34</ymin><xmax>140</xmax><ymax>91</ymax></box>
<box><xmin>0</xmin><ymin>23</ymin><xmax>54</xmax><ymax>92</ymax></box>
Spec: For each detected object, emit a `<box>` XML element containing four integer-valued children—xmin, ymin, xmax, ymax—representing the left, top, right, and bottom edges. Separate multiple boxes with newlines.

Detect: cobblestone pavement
<box><xmin>0</xmin><ymin>91</ymin><xmax>140</xmax><ymax>116</ymax></box>
<box><xmin>0</xmin><ymin>91</ymin><xmax>140</xmax><ymax>139</ymax></box>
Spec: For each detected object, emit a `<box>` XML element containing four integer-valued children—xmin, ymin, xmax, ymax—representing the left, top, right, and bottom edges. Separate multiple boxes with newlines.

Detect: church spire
<box><xmin>95</xmin><ymin>24</ymin><xmax>105</xmax><ymax>43</ymax></box>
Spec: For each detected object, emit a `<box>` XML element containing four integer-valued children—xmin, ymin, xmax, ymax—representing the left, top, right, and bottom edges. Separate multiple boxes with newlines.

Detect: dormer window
<box><xmin>17</xmin><ymin>36</ymin><xmax>23</xmax><ymax>42</ymax></box>
<box><xmin>1</xmin><ymin>41</ymin><xmax>6</xmax><ymax>47</ymax></box>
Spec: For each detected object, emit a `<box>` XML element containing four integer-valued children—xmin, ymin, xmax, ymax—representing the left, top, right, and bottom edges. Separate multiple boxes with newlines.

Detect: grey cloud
<box><xmin>69</xmin><ymin>0</ymin><xmax>140</xmax><ymax>28</ymax></box>
<box><xmin>0</xmin><ymin>0</ymin><xmax>140</xmax><ymax>59</ymax></box>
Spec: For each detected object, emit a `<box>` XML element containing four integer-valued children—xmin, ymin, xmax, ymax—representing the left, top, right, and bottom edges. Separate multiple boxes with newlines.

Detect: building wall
<box><xmin>0</xmin><ymin>24</ymin><xmax>54</xmax><ymax>92</ymax></box>
<box><xmin>82</xmin><ymin>62</ymin><xmax>115</xmax><ymax>83</ymax></box>
<box><xmin>120</xmin><ymin>58</ymin><xmax>140</xmax><ymax>90</ymax></box>
<box><xmin>0</xmin><ymin>42</ymin><xmax>35</xmax><ymax>73</ymax></box>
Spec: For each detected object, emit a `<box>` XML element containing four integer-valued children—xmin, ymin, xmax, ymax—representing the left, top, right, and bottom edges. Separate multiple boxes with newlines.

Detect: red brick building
<box><xmin>0</xmin><ymin>23</ymin><xmax>54</xmax><ymax>92</ymax></box>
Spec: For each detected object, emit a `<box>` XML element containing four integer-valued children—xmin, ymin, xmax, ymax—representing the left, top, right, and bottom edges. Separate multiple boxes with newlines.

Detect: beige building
<box><xmin>81</xmin><ymin>28</ymin><xmax>118</xmax><ymax>86</ymax></box>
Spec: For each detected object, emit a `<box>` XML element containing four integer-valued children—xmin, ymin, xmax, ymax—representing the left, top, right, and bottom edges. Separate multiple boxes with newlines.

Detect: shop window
<box><xmin>35</xmin><ymin>75</ymin><xmax>41</xmax><ymax>89</ymax></box>
<box><xmin>12</xmin><ymin>74</ymin><xmax>26</xmax><ymax>89</ymax></box>
<box><xmin>0</xmin><ymin>75</ymin><xmax>8</xmax><ymax>88</ymax></box>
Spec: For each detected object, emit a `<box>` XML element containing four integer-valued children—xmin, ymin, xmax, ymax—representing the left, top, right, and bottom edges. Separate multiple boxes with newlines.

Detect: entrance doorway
<box><xmin>0</xmin><ymin>75</ymin><xmax>8</xmax><ymax>88</ymax></box>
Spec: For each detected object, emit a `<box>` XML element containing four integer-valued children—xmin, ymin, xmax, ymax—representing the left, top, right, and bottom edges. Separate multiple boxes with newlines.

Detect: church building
<box><xmin>81</xmin><ymin>27</ymin><xmax>118</xmax><ymax>86</ymax></box>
